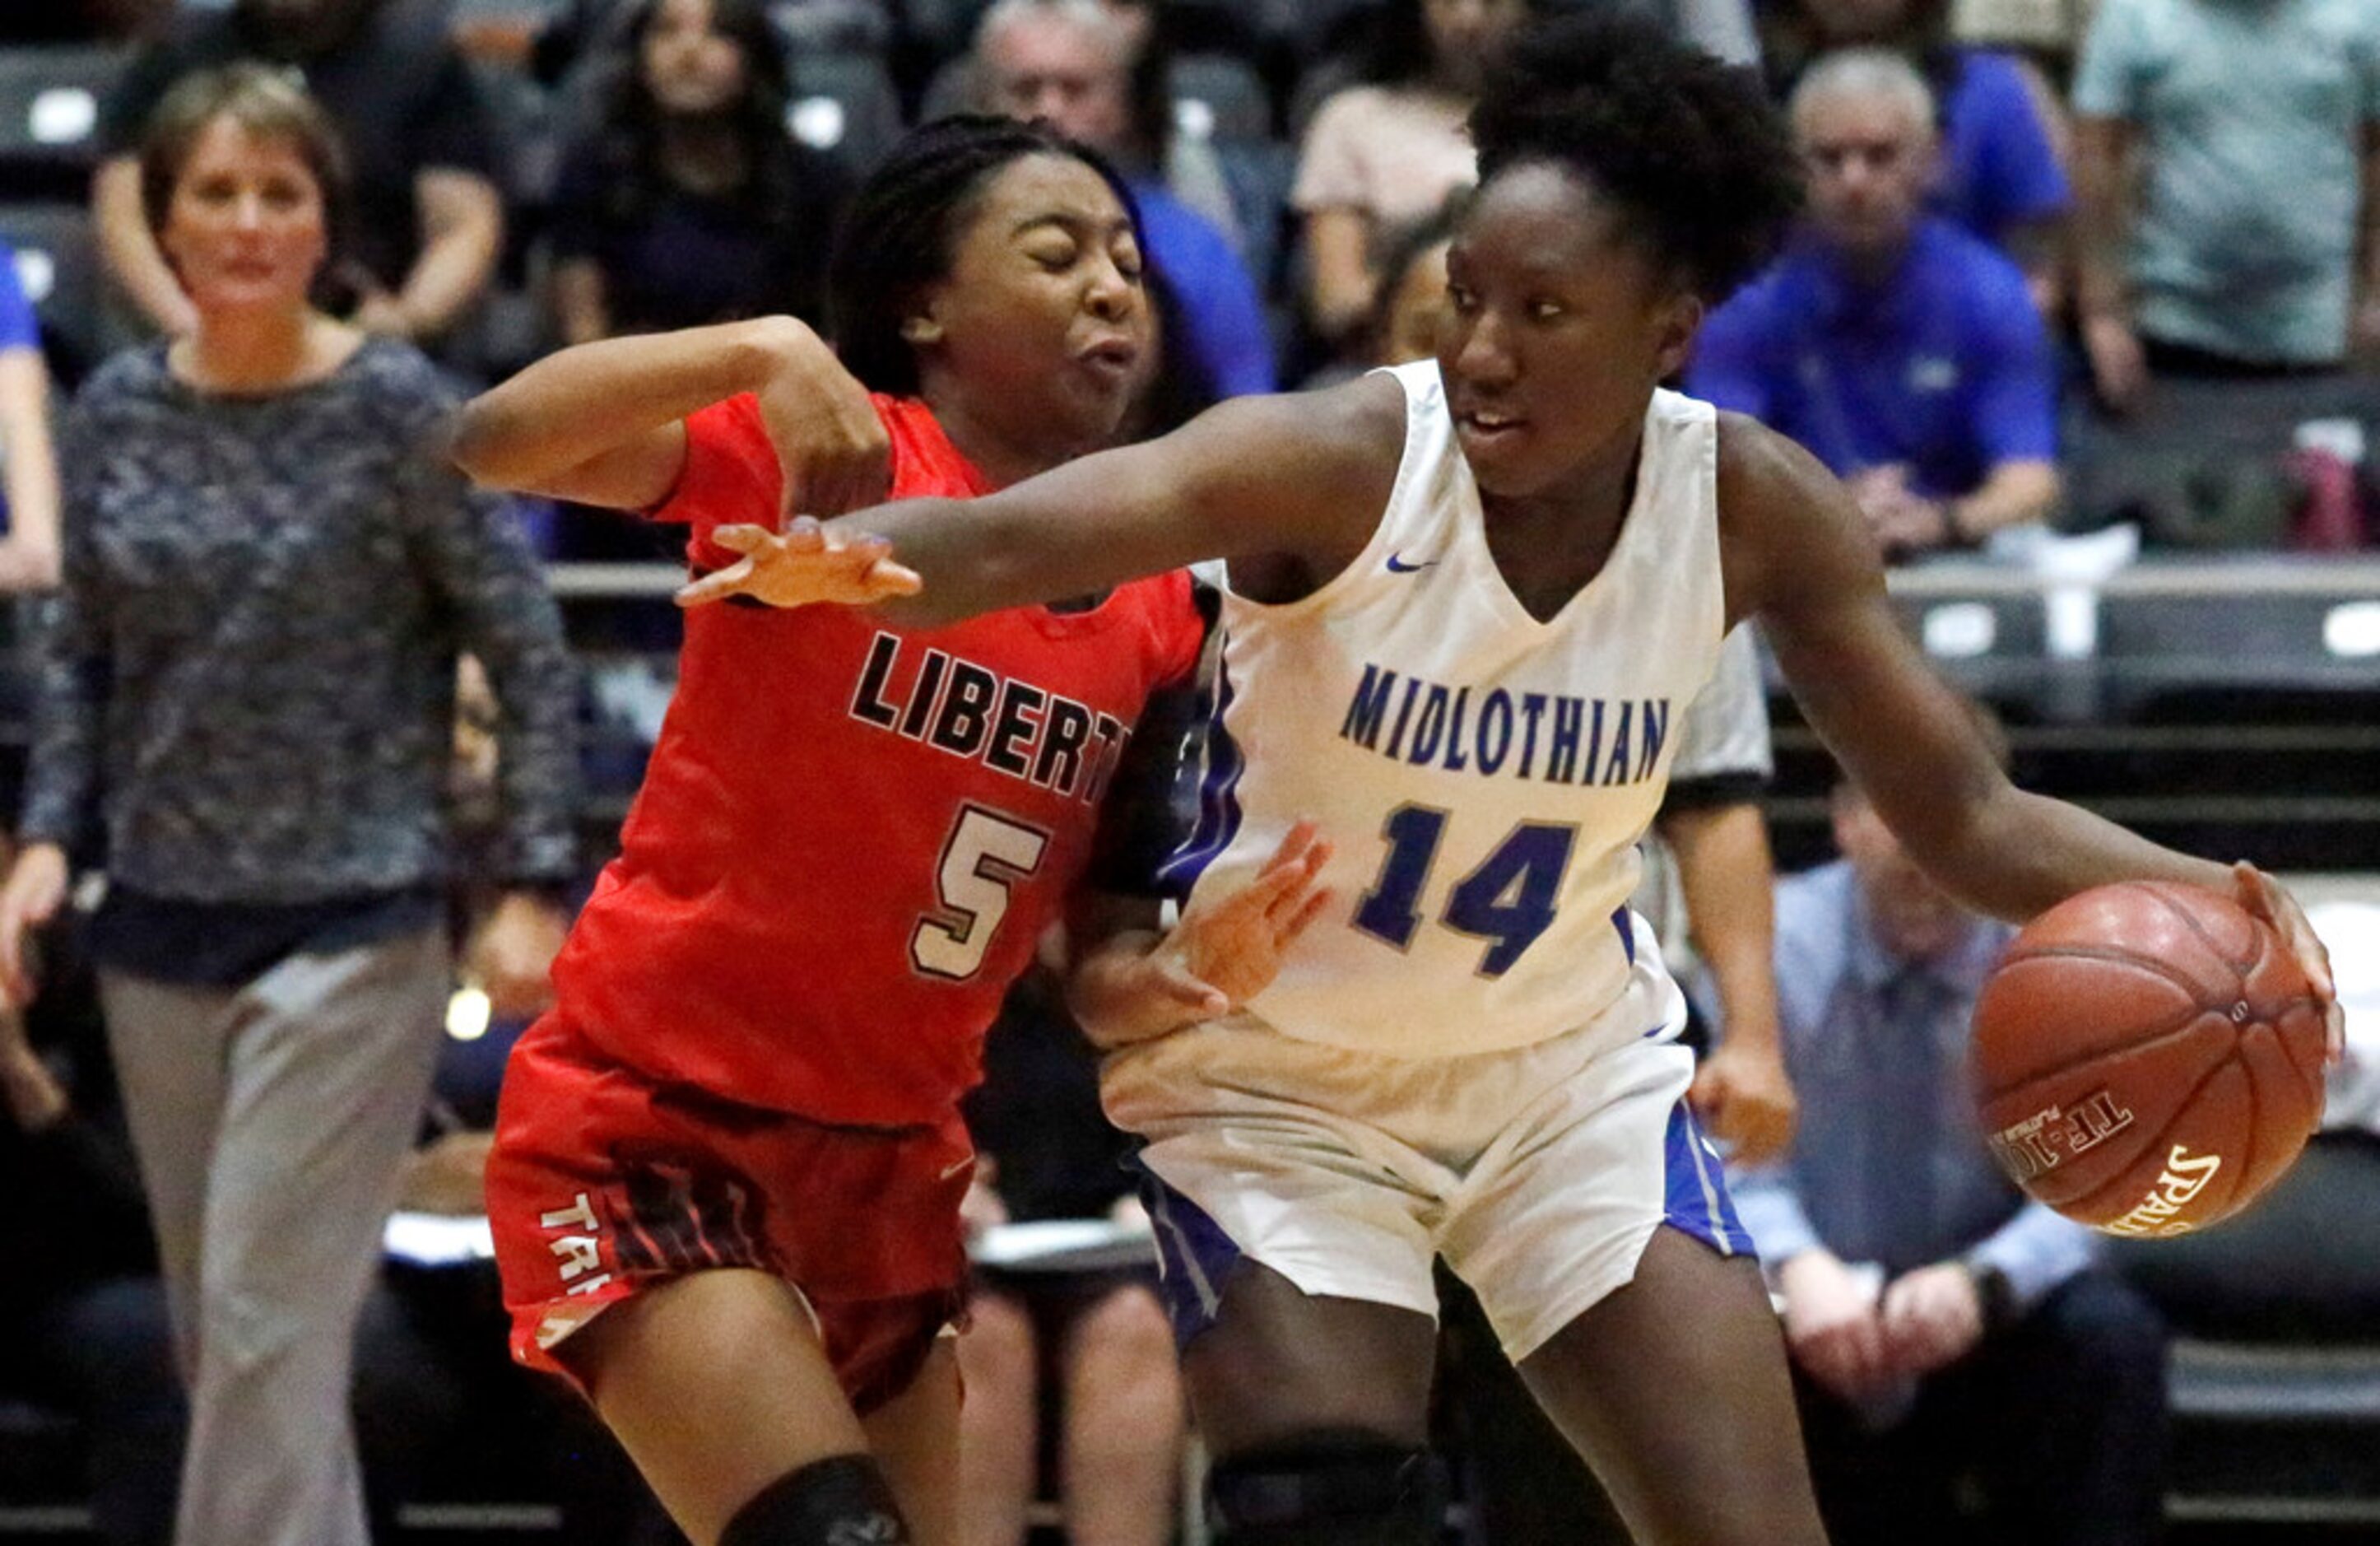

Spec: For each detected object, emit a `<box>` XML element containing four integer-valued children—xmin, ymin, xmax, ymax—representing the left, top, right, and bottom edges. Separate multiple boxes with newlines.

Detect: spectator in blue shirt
<box><xmin>972</xmin><ymin>0</ymin><xmax>1277</xmax><ymax>397</ymax></box>
<box><xmin>1766</xmin><ymin>0</ymin><xmax>2071</xmax><ymax>310</ymax></box>
<box><xmin>1729</xmin><ymin>747</ymin><xmax>2169</xmax><ymax>1546</ymax></box>
<box><xmin>1688</xmin><ymin>50</ymin><xmax>2060</xmax><ymax>560</ymax></box>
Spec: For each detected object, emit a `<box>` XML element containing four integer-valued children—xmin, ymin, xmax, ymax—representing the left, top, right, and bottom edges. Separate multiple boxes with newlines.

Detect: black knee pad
<box><xmin>1206</xmin><ymin>1432</ymin><xmax>1449</xmax><ymax>1546</ymax></box>
<box><xmin>718</xmin><ymin>1453</ymin><xmax>910</xmax><ymax>1546</ymax></box>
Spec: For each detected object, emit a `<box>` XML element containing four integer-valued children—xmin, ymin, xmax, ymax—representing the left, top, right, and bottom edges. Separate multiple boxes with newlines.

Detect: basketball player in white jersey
<box><xmin>673</xmin><ymin>17</ymin><xmax>2341</xmax><ymax>1544</ymax></box>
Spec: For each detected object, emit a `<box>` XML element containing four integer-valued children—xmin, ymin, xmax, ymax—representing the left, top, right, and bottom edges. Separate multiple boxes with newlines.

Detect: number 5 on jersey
<box><xmin>913</xmin><ymin>804</ymin><xmax>1051</xmax><ymax>980</ymax></box>
<box><xmin>1352</xmin><ymin>803</ymin><xmax>1578</xmax><ymax>976</ymax></box>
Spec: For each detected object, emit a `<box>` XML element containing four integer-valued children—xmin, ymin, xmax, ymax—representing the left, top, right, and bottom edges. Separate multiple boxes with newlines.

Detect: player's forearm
<box><xmin>1918</xmin><ymin>784</ymin><xmax>2232</xmax><ymax>924</ymax></box>
<box><xmin>452</xmin><ymin>316</ymin><xmax>823</xmax><ymax>490</ymax></box>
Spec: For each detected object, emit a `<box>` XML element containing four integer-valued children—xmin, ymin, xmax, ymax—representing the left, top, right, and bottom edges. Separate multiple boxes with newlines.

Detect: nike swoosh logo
<box><xmin>1385</xmin><ymin>552</ymin><xmax>1438</xmax><ymax>574</ymax></box>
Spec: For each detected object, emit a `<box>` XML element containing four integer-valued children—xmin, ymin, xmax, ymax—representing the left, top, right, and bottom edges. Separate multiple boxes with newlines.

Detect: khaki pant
<box><xmin>101</xmin><ymin>927</ymin><xmax>451</xmax><ymax>1546</ymax></box>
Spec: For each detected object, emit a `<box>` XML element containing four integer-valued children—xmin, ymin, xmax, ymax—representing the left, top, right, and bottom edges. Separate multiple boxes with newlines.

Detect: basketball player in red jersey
<box><xmin>449</xmin><ymin>119</ymin><xmax>1303</xmax><ymax>1546</ymax></box>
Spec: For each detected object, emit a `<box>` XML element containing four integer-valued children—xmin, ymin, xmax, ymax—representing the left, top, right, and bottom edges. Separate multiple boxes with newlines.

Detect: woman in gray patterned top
<box><xmin>0</xmin><ymin>66</ymin><xmax>579</xmax><ymax>1546</ymax></box>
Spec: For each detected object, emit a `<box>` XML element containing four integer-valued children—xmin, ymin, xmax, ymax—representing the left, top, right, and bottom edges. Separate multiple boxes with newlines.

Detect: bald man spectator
<box><xmin>1688</xmin><ymin>50</ymin><xmax>2060</xmax><ymax>560</ymax></box>
<box><xmin>972</xmin><ymin>0</ymin><xmax>1276</xmax><ymax>395</ymax></box>
<box><xmin>92</xmin><ymin>0</ymin><xmax>504</xmax><ymax>345</ymax></box>
<box><xmin>2072</xmin><ymin>0</ymin><xmax>2380</xmax><ymax>412</ymax></box>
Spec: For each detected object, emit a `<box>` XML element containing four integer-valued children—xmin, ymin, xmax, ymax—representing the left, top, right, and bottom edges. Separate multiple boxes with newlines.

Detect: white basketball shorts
<box><xmin>1102</xmin><ymin>1010</ymin><xmax>1750</xmax><ymax>1363</ymax></box>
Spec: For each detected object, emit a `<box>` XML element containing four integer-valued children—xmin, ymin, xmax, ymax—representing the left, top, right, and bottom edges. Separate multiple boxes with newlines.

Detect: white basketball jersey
<box><xmin>1166</xmin><ymin>361</ymin><xmax>1727</xmax><ymax>1059</ymax></box>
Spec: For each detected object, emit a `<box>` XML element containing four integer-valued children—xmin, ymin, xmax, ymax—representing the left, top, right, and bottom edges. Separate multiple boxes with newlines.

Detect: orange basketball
<box><xmin>1969</xmin><ymin>881</ymin><xmax>2327</xmax><ymax>1237</ymax></box>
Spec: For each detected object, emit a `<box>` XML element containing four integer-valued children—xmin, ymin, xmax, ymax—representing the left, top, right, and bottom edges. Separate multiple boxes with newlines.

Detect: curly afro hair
<box><xmin>1469</xmin><ymin>12</ymin><xmax>1802</xmax><ymax>306</ymax></box>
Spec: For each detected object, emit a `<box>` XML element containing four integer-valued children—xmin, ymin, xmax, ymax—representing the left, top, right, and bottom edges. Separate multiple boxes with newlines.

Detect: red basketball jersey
<box><xmin>547</xmin><ymin>393</ymin><xmax>1206</xmax><ymax>1125</ymax></box>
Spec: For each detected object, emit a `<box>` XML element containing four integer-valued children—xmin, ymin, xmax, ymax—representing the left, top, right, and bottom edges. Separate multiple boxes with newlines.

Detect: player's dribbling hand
<box><xmin>1689</xmin><ymin>1038</ymin><xmax>1797</xmax><ymax>1167</ymax></box>
<box><xmin>1880</xmin><ymin>1263</ymin><xmax>1986</xmax><ymax>1376</ymax></box>
<box><xmin>0</xmin><ymin>843</ymin><xmax>68</xmax><ymax>1010</ymax></box>
<box><xmin>674</xmin><ymin>519</ymin><xmax>924</xmax><ymax>610</ymax></box>
<box><xmin>2234</xmin><ymin>862</ymin><xmax>2345</xmax><ymax>1066</ymax></box>
<box><xmin>1089</xmin><ymin>822</ymin><xmax>1334</xmax><ymax>1049</ymax></box>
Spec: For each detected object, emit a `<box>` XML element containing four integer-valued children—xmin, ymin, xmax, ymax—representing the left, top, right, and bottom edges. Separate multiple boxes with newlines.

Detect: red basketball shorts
<box><xmin>486</xmin><ymin>1015</ymin><xmax>973</xmax><ymax>1415</ymax></box>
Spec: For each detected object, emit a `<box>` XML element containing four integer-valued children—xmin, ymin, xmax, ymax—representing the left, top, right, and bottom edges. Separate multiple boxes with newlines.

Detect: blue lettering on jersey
<box><xmin>848</xmin><ymin>630</ymin><xmax>1125</xmax><ymax>802</ymax></box>
<box><xmin>1335</xmin><ymin>662</ymin><xmax>1669</xmax><ymax>785</ymax></box>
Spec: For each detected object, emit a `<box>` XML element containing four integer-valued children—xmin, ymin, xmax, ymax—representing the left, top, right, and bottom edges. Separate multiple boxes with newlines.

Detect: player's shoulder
<box><xmin>1713</xmin><ymin>409</ymin><xmax>1837</xmax><ymax>514</ymax></box>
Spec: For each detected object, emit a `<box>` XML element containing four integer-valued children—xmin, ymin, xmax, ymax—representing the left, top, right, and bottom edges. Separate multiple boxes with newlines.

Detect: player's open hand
<box><xmin>1689</xmin><ymin>1038</ymin><xmax>1798</xmax><ymax>1166</ymax></box>
<box><xmin>2234</xmin><ymin>862</ymin><xmax>2345</xmax><ymax>1066</ymax></box>
<box><xmin>1164</xmin><ymin>819</ymin><xmax>1332</xmax><ymax>1006</ymax></box>
<box><xmin>675</xmin><ymin>518</ymin><xmax>923</xmax><ymax>610</ymax></box>
<box><xmin>1090</xmin><ymin>823</ymin><xmax>1332</xmax><ymax>1048</ymax></box>
<box><xmin>755</xmin><ymin>352</ymin><xmax>890</xmax><ymax>519</ymax></box>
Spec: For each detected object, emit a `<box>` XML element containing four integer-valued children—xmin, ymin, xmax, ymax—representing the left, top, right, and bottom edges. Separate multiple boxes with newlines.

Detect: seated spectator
<box><xmin>0</xmin><ymin>932</ymin><xmax>181</xmax><ymax>1546</ymax></box>
<box><xmin>1290</xmin><ymin>0</ymin><xmax>1528</xmax><ymax>351</ymax></box>
<box><xmin>1729</xmin><ymin>746</ymin><xmax>2169</xmax><ymax>1546</ymax></box>
<box><xmin>1688</xmin><ymin>50</ymin><xmax>2061</xmax><ymax>560</ymax></box>
<box><xmin>550</xmin><ymin>0</ymin><xmax>851</xmax><ymax>347</ymax></box>
<box><xmin>973</xmin><ymin>0</ymin><xmax>1276</xmax><ymax>395</ymax></box>
<box><xmin>956</xmin><ymin>971</ymin><xmax>1187</xmax><ymax>1546</ymax></box>
<box><xmin>2071</xmin><ymin>0</ymin><xmax>2380</xmax><ymax>414</ymax></box>
<box><xmin>1764</xmin><ymin>0</ymin><xmax>2070</xmax><ymax>307</ymax></box>
<box><xmin>91</xmin><ymin>0</ymin><xmax>506</xmax><ymax>345</ymax></box>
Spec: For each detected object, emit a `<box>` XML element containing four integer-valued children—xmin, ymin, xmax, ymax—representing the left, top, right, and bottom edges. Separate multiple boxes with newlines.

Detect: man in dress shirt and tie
<box><xmin>1731</xmin><ymin>750</ymin><xmax>2170</xmax><ymax>1546</ymax></box>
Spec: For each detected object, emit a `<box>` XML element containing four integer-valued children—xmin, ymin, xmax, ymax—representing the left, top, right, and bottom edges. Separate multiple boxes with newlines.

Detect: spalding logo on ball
<box><xmin>1969</xmin><ymin>881</ymin><xmax>2327</xmax><ymax>1237</ymax></box>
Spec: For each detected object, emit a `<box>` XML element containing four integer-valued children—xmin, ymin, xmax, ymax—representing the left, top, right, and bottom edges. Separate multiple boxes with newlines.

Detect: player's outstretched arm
<box><xmin>1723</xmin><ymin>417</ymin><xmax>2342</xmax><ymax>1052</ymax></box>
<box><xmin>681</xmin><ymin>376</ymin><xmax>1409</xmax><ymax>628</ymax></box>
<box><xmin>449</xmin><ymin>316</ymin><xmax>888</xmax><ymax>515</ymax></box>
<box><xmin>1064</xmin><ymin>823</ymin><xmax>1333</xmax><ymax>1049</ymax></box>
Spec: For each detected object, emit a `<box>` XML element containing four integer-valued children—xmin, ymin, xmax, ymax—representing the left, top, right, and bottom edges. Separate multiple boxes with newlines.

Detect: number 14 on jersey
<box><xmin>1352</xmin><ymin>804</ymin><xmax>1578</xmax><ymax>976</ymax></box>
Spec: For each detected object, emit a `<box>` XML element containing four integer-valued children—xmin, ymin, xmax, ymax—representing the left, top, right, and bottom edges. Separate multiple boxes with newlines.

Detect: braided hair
<box><xmin>1470</xmin><ymin>12</ymin><xmax>1802</xmax><ymax>306</ymax></box>
<box><xmin>825</xmin><ymin>114</ymin><xmax>1142</xmax><ymax>397</ymax></box>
